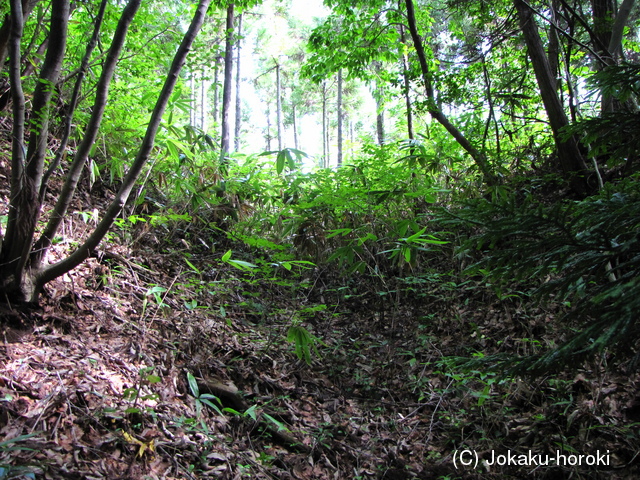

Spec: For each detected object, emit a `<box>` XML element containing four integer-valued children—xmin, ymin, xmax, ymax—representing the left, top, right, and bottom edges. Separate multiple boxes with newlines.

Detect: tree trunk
<box><xmin>608</xmin><ymin>0</ymin><xmax>635</xmax><ymax>59</ymax></box>
<box><xmin>590</xmin><ymin>0</ymin><xmax>615</xmax><ymax>58</ymax></box>
<box><xmin>220</xmin><ymin>3</ymin><xmax>234</xmax><ymax>159</ymax></box>
<box><xmin>594</xmin><ymin>0</ymin><xmax>636</xmax><ymax>112</ymax></box>
<box><xmin>36</xmin><ymin>0</ymin><xmax>212</xmax><ymax>295</ymax></box>
<box><xmin>234</xmin><ymin>12</ymin><xmax>242</xmax><ymax>151</ymax></box>
<box><xmin>1</xmin><ymin>0</ymin><xmax>69</xmax><ymax>293</ymax></box>
<box><xmin>322</xmin><ymin>80</ymin><xmax>328</xmax><ymax>167</ymax></box>
<box><xmin>292</xmin><ymin>99</ymin><xmax>298</xmax><ymax>150</ymax></box>
<box><xmin>200</xmin><ymin>69</ymin><xmax>206</xmax><ymax>129</ymax></box>
<box><xmin>548</xmin><ymin>0</ymin><xmax>561</xmax><ymax>86</ymax></box>
<box><xmin>399</xmin><ymin>25</ymin><xmax>414</xmax><ymax>140</ymax></box>
<box><xmin>265</xmin><ymin>100</ymin><xmax>272</xmax><ymax>150</ymax></box>
<box><xmin>275</xmin><ymin>60</ymin><xmax>283</xmax><ymax>150</ymax></box>
<box><xmin>337</xmin><ymin>68</ymin><xmax>343</xmax><ymax>167</ymax></box>
<box><xmin>190</xmin><ymin>73</ymin><xmax>196</xmax><ymax>125</ymax></box>
<box><xmin>1</xmin><ymin>0</ymin><xmax>212</xmax><ymax>302</ymax></box>
<box><xmin>371</xmin><ymin>62</ymin><xmax>385</xmax><ymax>145</ymax></box>
<box><xmin>39</xmin><ymin>0</ymin><xmax>109</xmax><ymax>202</ymax></box>
<box><xmin>404</xmin><ymin>0</ymin><xmax>498</xmax><ymax>185</ymax></box>
<box><xmin>32</xmin><ymin>0</ymin><xmax>140</xmax><ymax>270</ymax></box>
<box><xmin>514</xmin><ymin>0</ymin><xmax>589</xmax><ymax>193</ymax></box>
<box><xmin>213</xmin><ymin>59</ymin><xmax>220</xmax><ymax>126</ymax></box>
<box><xmin>0</xmin><ymin>0</ymin><xmax>40</xmax><ymax>75</ymax></box>
<box><xmin>376</xmin><ymin>108</ymin><xmax>385</xmax><ymax>146</ymax></box>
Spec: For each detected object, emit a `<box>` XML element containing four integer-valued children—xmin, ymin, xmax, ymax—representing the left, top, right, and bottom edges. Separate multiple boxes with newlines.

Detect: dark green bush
<box><xmin>447</xmin><ymin>178</ymin><xmax>640</xmax><ymax>375</ymax></box>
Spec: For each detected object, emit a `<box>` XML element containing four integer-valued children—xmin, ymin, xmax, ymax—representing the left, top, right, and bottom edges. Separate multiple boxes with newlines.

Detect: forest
<box><xmin>0</xmin><ymin>0</ymin><xmax>639</xmax><ymax>478</ymax></box>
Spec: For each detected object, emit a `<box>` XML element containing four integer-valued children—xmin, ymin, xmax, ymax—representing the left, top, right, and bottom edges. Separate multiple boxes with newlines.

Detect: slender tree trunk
<box><xmin>591</xmin><ymin>0</ymin><xmax>614</xmax><ymax>57</ymax></box>
<box><xmin>591</xmin><ymin>0</ymin><xmax>615</xmax><ymax>112</ymax></box>
<box><xmin>275</xmin><ymin>60</ymin><xmax>283</xmax><ymax>150</ymax></box>
<box><xmin>609</xmin><ymin>0</ymin><xmax>635</xmax><ymax>58</ymax></box>
<box><xmin>596</xmin><ymin>0</ymin><xmax>636</xmax><ymax>112</ymax></box>
<box><xmin>200</xmin><ymin>68</ymin><xmax>205</xmax><ymax>130</ymax></box>
<box><xmin>404</xmin><ymin>0</ymin><xmax>498</xmax><ymax>185</ymax></box>
<box><xmin>220</xmin><ymin>3</ymin><xmax>234</xmax><ymax>159</ymax></box>
<box><xmin>35</xmin><ymin>0</ymin><xmax>212</xmax><ymax>298</ymax></box>
<box><xmin>1</xmin><ymin>0</ymin><xmax>69</xmax><ymax>290</ymax></box>
<box><xmin>322</xmin><ymin>80</ymin><xmax>328</xmax><ymax>167</ymax></box>
<box><xmin>481</xmin><ymin>54</ymin><xmax>501</xmax><ymax>161</ymax></box>
<box><xmin>372</xmin><ymin>60</ymin><xmax>385</xmax><ymax>145</ymax></box>
<box><xmin>376</xmin><ymin>108</ymin><xmax>385</xmax><ymax>146</ymax></box>
<box><xmin>32</xmin><ymin>0</ymin><xmax>140</xmax><ymax>269</ymax></box>
<box><xmin>548</xmin><ymin>0</ymin><xmax>561</xmax><ymax>84</ymax></box>
<box><xmin>190</xmin><ymin>73</ymin><xmax>196</xmax><ymax>125</ymax></box>
<box><xmin>399</xmin><ymin>25</ymin><xmax>414</xmax><ymax>140</ymax></box>
<box><xmin>561</xmin><ymin>6</ymin><xmax>580</xmax><ymax>123</ymax></box>
<box><xmin>234</xmin><ymin>12</ymin><xmax>242</xmax><ymax>151</ymax></box>
<box><xmin>6</xmin><ymin>0</ymin><xmax>26</xmax><ymax>261</ymax></box>
<box><xmin>39</xmin><ymin>0</ymin><xmax>109</xmax><ymax>202</ymax></box>
<box><xmin>514</xmin><ymin>0</ymin><xmax>589</xmax><ymax>193</ymax></box>
<box><xmin>350</xmin><ymin>117</ymin><xmax>354</xmax><ymax>156</ymax></box>
<box><xmin>213</xmin><ymin>59</ymin><xmax>220</xmax><ymax>126</ymax></box>
<box><xmin>292</xmin><ymin>99</ymin><xmax>298</xmax><ymax>150</ymax></box>
<box><xmin>336</xmin><ymin>68</ymin><xmax>343</xmax><ymax>167</ymax></box>
<box><xmin>265</xmin><ymin>100</ymin><xmax>271</xmax><ymax>150</ymax></box>
<box><xmin>0</xmin><ymin>0</ymin><xmax>40</xmax><ymax>75</ymax></box>
<box><xmin>1</xmin><ymin>0</ymin><xmax>211</xmax><ymax>303</ymax></box>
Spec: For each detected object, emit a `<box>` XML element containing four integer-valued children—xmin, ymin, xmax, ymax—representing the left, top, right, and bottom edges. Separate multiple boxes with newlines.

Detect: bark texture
<box><xmin>514</xmin><ymin>0</ymin><xmax>589</xmax><ymax>193</ymax></box>
<box><xmin>220</xmin><ymin>3</ymin><xmax>235</xmax><ymax>158</ymax></box>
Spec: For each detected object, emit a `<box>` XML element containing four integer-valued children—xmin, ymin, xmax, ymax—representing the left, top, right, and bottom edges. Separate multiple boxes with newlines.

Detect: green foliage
<box><xmin>0</xmin><ymin>433</ymin><xmax>39</xmax><ymax>480</ymax></box>
<box><xmin>567</xmin><ymin>63</ymin><xmax>640</xmax><ymax>165</ymax></box>
<box><xmin>286</xmin><ymin>325</ymin><xmax>321</xmax><ymax>365</ymax></box>
<box><xmin>122</xmin><ymin>367</ymin><xmax>161</xmax><ymax>416</ymax></box>
<box><xmin>221</xmin><ymin>249</ymin><xmax>258</xmax><ymax>271</ymax></box>
<box><xmin>259</xmin><ymin>147</ymin><xmax>309</xmax><ymax>175</ymax></box>
<box><xmin>448</xmin><ymin>179</ymin><xmax>640</xmax><ymax>374</ymax></box>
<box><xmin>187</xmin><ymin>372</ymin><xmax>223</xmax><ymax>417</ymax></box>
<box><xmin>302</xmin><ymin>4</ymin><xmax>400</xmax><ymax>82</ymax></box>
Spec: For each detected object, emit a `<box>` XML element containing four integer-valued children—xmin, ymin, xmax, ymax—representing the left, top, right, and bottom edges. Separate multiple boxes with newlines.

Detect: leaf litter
<box><xmin>0</xmin><ymin>218</ymin><xmax>639</xmax><ymax>479</ymax></box>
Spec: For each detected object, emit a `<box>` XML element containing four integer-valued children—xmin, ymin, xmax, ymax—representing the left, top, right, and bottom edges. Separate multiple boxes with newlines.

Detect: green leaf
<box><xmin>201</xmin><ymin>398</ymin><xmax>223</xmax><ymax>415</ymax></box>
<box><xmin>406</xmin><ymin>226</ymin><xmax>427</xmax><ymax>243</ymax></box>
<box><xmin>276</xmin><ymin>150</ymin><xmax>286</xmax><ymax>174</ymax></box>
<box><xmin>146</xmin><ymin>375</ymin><xmax>161</xmax><ymax>384</ymax></box>
<box><xmin>227</xmin><ymin>259</ymin><xmax>258</xmax><ymax>271</ymax></box>
<box><xmin>244</xmin><ymin>404</ymin><xmax>258</xmax><ymax>421</ymax></box>
<box><xmin>187</xmin><ymin>372</ymin><xmax>199</xmax><ymax>397</ymax></box>
<box><xmin>263</xmin><ymin>413</ymin><xmax>289</xmax><ymax>432</ymax></box>
<box><xmin>327</xmin><ymin>228</ymin><xmax>353</xmax><ymax>238</ymax></box>
<box><xmin>184</xmin><ymin>258</ymin><xmax>201</xmax><ymax>274</ymax></box>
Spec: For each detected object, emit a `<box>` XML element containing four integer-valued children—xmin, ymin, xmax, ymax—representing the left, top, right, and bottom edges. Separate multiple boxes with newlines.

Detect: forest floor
<box><xmin>1</xmin><ymin>174</ymin><xmax>640</xmax><ymax>480</ymax></box>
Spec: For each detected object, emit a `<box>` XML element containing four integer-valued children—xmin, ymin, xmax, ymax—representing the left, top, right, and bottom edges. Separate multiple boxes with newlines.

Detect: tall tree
<box><xmin>404</xmin><ymin>0</ymin><xmax>498</xmax><ymax>185</ymax></box>
<box><xmin>322</xmin><ymin>79</ymin><xmax>329</xmax><ymax>167</ymax></box>
<box><xmin>3</xmin><ymin>0</ymin><xmax>70</xmax><ymax>287</ymax></box>
<box><xmin>513</xmin><ymin>0</ymin><xmax>589</xmax><ymax>193</ymax></box>
<box><xmin>337</xmin><ymin>68</ymin><xmax>343</xmax><ymax>166</ymax></box>
<box><xmin>275</xmin><ymin>59</ymin><xmax>283</xmax><ymax>150</ymax></box>
<box><xmin>234</xmin><ymin>12</ymin><xmax>243</xmax><ymax>151</ymax></box>
<box><xmin>220</xmin><ymin>3</ymin><xmax>235</xmax><ymax>157</ymax></box>
<box><xmin>398</xmin><ymin>25</ymin><xmax>414</xmax><ymax>141</ymax></box>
